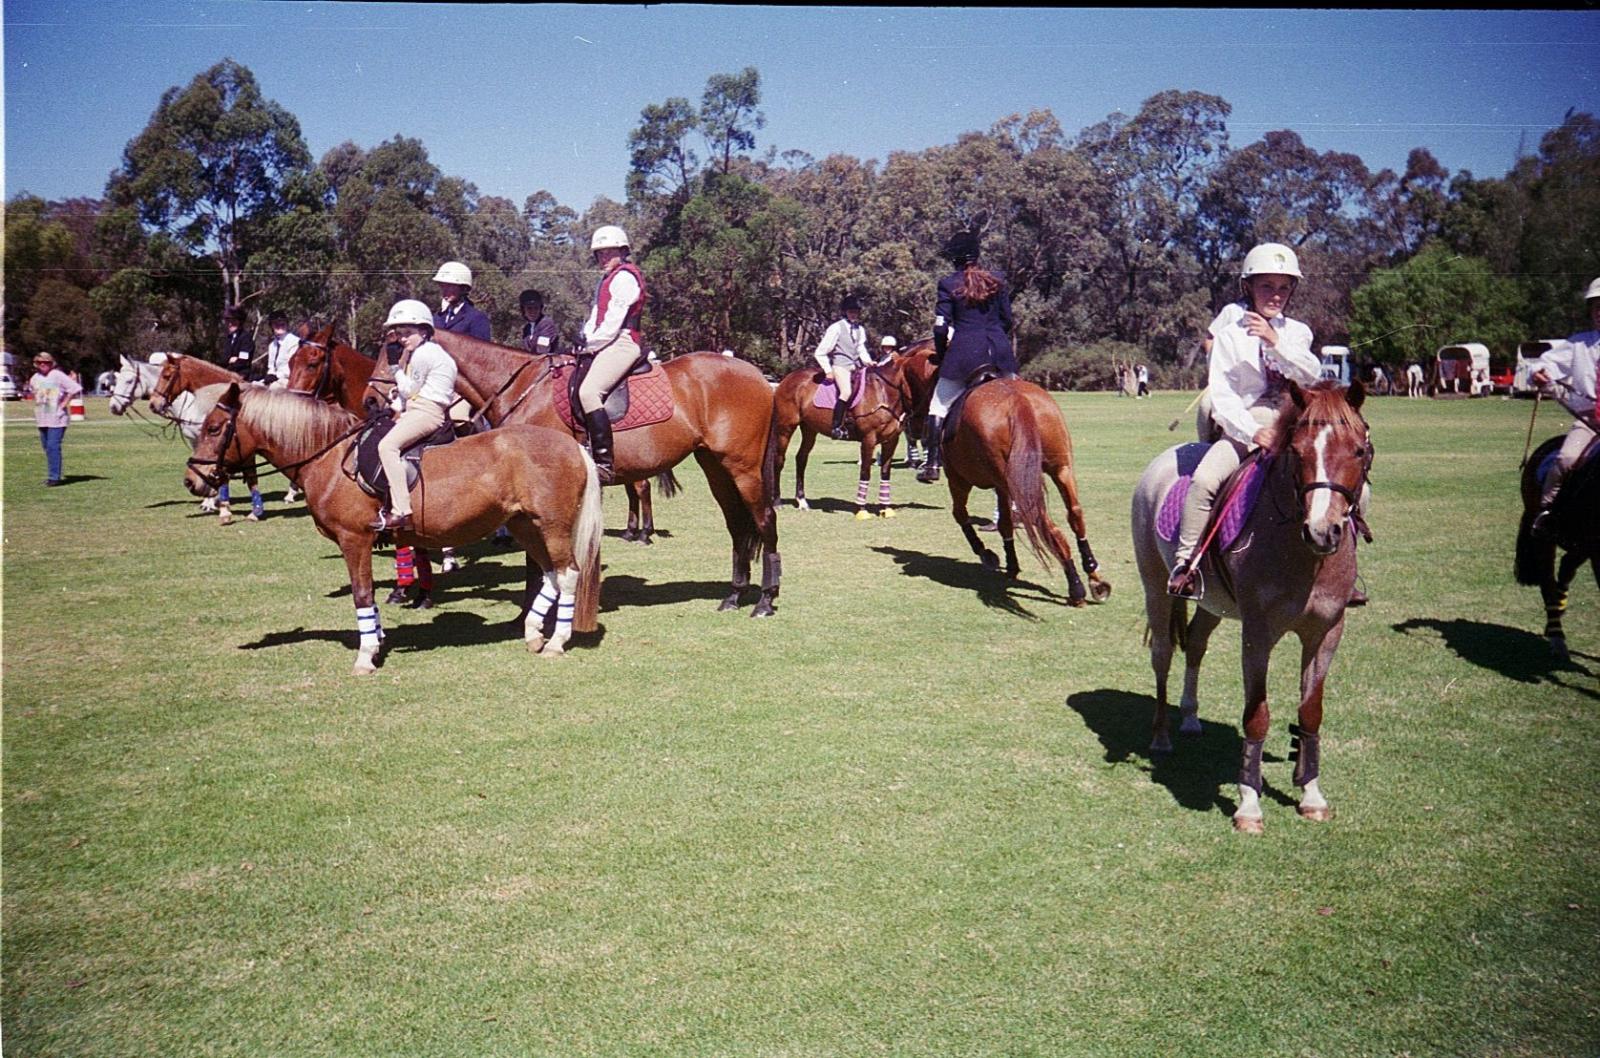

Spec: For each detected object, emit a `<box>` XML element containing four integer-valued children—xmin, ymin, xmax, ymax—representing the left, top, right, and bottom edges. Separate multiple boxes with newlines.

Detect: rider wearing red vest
<box><xmin>577</xmin><ymin>225</ymin><xmax>647</xmax><ymax>484</ymax></box>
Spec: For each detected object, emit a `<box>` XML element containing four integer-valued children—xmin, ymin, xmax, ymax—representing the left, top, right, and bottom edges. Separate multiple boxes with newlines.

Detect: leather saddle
<box><xmin>352</xmin><ymin>412</ymin><xmax>458</xmax><ymax>503</ymax></box>
<box><xmin>568</xmin><ymin>352</ymin><xmax>653</xmax><ymax>424</ymax></box>
<box><xmin>941</xmin><ymin>365</ymin><xmax>1014</xmax><ymax>445</ymax></box>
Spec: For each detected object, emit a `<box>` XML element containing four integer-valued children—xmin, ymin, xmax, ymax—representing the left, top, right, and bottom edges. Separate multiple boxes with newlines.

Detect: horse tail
<box><xmin>1514</xmin><ymin>505</ymin><xmax>1554</xmax><ymax>587</ymax></box>
<box><xmin>655</xmin><ymin>468</ymin><xmax>682</xmax><ymax>499</ymax></box>
<box><xmin>571</xmin><ymin>446</ymin><xmax>605</xmax><ymax>633</ymax></box>
<box><xmin>1004</xmin><ymin>396</ymin><xmax>1067</xmax><ymax>574</ymax></box>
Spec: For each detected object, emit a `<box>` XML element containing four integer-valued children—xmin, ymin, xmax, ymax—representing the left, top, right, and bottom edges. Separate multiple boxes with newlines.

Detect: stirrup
<box><xmin>1167</xmin><ymin>562</ymin><xmax>1201</xmax><ymax>600</ymax></box>
<box><xmin>1530</xmin><ymin>507</ymin><xmax>1555</xmax><ymax>541</ymax></box>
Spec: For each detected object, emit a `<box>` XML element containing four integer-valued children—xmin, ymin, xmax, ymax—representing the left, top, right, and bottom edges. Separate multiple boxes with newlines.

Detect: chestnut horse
<box><xmin>935</xmin><ymin>376</ymin><xmax>1112</xmax><ymax>606</ymax></box>
<box><xmin>771</xmin><ymin>358</ymin><xmax>913</xmax><ymax>518</ymax></box>
<box><xmin>148</xmin><ymin>354</ymin><xmax>268</xmax><ymax>524</ymax></box>
<box><xmin>184</xmin><ymin>384</ymin><xmax>603</xmax><ymax>674</ymax></box>
<box><xmin>1132</xmin><ymin>380</ymin><xmax>1371</xmax><ymax>832</ymax></box>
<box><xmin>389</xmin><ymin>333</ymin><xmax>781</xmax><ymax>616</ymax></box>
<box><xmin>286</xmin><ymin>332</ymin><xmax>668</xmax><ymax>544</ymax></box>
<box><xmin>897</xmin><ymin>340</ymin><xmax>939</xmax><ymax>467</ymax></box>
<box><xmin>1514</xmin><ymin>432</ymin><xmax>1599</xmax><ymax>660</ymax></box>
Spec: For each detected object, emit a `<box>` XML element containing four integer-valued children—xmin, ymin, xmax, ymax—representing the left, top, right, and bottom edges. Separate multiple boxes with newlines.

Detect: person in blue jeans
<box><xmin>28</xmin><ymin>351</ymin><xmax>83</xmax><ymax>486</ymax></box>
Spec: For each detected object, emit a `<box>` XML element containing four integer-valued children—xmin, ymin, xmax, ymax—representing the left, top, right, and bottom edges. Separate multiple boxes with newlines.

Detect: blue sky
<box><xmin>6</xmin><ymin>3</ymin><xmax>1598</xmax><ymax>213</ymax></box>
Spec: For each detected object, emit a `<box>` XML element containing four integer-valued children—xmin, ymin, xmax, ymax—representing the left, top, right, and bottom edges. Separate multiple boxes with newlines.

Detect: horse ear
<box><xmin>1288</xmin><ymin>380</ymin><xmax>1307</xmax><ymax>409</ymax></box>
<box><xmin>1346</xmin><ymin>379</ymin><xmax>1366</xmax><ymax>411</ymax></box>
<box><xmin>224</xmin><ymin>381</ymin><xmax>241</xmax><ymax>405</ymax></box>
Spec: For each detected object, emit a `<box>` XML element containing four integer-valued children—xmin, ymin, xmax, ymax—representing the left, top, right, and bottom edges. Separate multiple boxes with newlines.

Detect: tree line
<box><xmin>5</xmin><ymin>59</ymin><xmax>1596</xmax><ymax>387</ymax></box>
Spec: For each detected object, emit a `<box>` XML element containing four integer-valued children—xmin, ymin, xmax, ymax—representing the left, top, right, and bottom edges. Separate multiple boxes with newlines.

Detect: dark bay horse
<box><xmin>411</xmin><ymin>333</ymin><xmax>782</xmax><ymax>616</ymax></box>
<box><xmin>183</xmin><ymin>384</ymin><xmax>604</xmax><ymax>674</ymax></box>
<box><xmin>287</xmin><ymin>332</ymin><xmax>667</xmax><ymax>544</ymax></box>
<box><xmin>1132</xmin><ymin>380</ymin><xmax>1371</xmax><ymax>832</ymax></box>
<box><xmin>771</xmin><ymin>358</ymin><xmax>913</xmax><ymax>518</ymax></box>
<box><xmin>148</xmin><ymin>354</ymin><xmax>267</xmax><ymax>524</ymax></box>
<box><xmin>1515</xmin><ymin>432</ymin><xmax>1599</xmax><ymax>660</ymax></box>
<box><xmin>936</xmin><ymin>377</ymin><xmax>1112</xmax><ymax>606</ymax></box>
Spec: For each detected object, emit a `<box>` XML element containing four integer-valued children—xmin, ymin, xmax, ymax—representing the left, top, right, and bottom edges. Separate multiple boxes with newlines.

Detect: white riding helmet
<box><xmin>1240</xmin><ymin>243</ymin><xmax>1303</xmax><ymax>280</ymax></box>
<box><xmin>880</xmin><ymin>336</ymin><xmax>898</xmax><ymax>348</ymax></box>
<box><xmin>384</xmin><ymin>299</ymin><xmax>435</xmax><ymax>329</ymax></box>
<box><xmin>1584</xmin><ymin>277</ymin><xmax>1600</xmax><ymax>301</ymax></box>
<box><xmin>591</xmin><ymin>225</ymin><xmax>631</xmax><ymax>251</ymax></box>
<box><xmin>432</xmin><ymin>261</ymin><xmax>473</xmax><ymax>287</ymax></box>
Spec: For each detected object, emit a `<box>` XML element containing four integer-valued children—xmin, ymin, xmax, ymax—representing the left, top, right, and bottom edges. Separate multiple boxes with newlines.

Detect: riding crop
<box><xmin>1168</xmin><ymin>390</ymin><xmax>1207</xmax><ymax>432</ymax></box>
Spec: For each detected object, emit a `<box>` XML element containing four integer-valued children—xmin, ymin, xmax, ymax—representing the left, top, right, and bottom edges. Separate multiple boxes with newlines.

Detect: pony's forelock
<box><xmin>1272</xmin><ymin>381</ymin><xmax>1367</xmax><ymax>454</ymax></box>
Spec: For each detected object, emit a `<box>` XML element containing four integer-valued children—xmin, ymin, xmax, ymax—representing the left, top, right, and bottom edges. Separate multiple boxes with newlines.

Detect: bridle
<box><xmin>1277</xmin><ymin>413</ymin><xmax>1376</xmax><ymax>541</ymax></box>
<box><xmin>185</xmin><ymin>398</ymin><xmax>244</xmax><ymax>489</ymax></box>
<box><xmin>287</xmin><ymin>339</ymin><xmax>332</xmax><ymax>400</ymax></box>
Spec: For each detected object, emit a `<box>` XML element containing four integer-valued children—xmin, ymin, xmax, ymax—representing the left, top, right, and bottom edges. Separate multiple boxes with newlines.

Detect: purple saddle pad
<box><xmin>812</xmin><ymin>369</ymin><xmax>866</xmax><ymax>411</ymax></box>
<box><xmin>1157</xmin><ymin>457</ymin><xmax>1269</xmax><ymax>553</ymax></box>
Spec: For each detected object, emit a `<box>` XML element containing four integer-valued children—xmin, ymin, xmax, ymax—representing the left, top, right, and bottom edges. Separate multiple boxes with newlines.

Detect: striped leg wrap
<box><xmin>1544</xmin><ymin>595</ymin><xmax>1567</xmax><ymax>639</ymax></box>
<box><xmin>530</xmin><ymin>582</ymin><xmax>559</xmax><ymax>622</ymax></box>
<box><xmin>355</xmin><ymin>605</ymin><xmax>383</xmax><ymax>651</ymax></box>
<box><xmin>394</xmin><ymin>546</ymin><xmax>416</xmax><ymax>587</ymax></box>
<box><xmin>855</xmin><ymin>480</ymin><xmax>870</xmax><ymax>507</ymax></box>
<box><xmin>878</xmin><ymin>480</ymin><xmax>892</xmax><ymax>507</ymax></box>
<box><xmin>556</xmin><ymin>592</ymin><xmax>576</xmax><ymax>638</ymax></box>
<box><xmin>218</xmin><ymin>484</ymin><xmax>231</xmax><ymax>505</ymax></box>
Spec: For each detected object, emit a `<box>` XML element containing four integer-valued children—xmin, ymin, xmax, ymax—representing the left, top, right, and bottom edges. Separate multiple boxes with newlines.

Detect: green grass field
<box><xmin>3</xmin><ymin>391</ymin><xmax>1596</xmax><ymax>1057</ymax></box>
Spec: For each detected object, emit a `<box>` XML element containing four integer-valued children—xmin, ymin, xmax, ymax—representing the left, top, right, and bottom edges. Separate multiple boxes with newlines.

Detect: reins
<box><xmin>187</xmin><ymin>398</ymin><xmax>371</xmax><ymax>489</ymax></box>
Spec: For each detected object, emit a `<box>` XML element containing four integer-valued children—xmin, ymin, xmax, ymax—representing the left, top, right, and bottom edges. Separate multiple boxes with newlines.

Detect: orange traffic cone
<box><xmin>69</xmin><ymin>394</ymin><xmax>87</xmax><ymax>422</ymax></box>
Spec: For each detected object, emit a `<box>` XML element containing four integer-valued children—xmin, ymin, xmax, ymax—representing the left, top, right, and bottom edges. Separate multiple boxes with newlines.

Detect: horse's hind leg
<box><xmin>949</xmin><ymin>473</ymin><xmax>999</xmax><ymax>573</ymax></box>
<box><xmin>853</xmin><ymin>438</ymin><xmax>874</xmax><ymax>519</ymax></box>
<box><xmin>793</xmin><ymin>428</ymin><xmax>816</xmax><ymax>511</ymax></box>
<box><xmin>1050</xmin><ymin>462</ymin><xmax>1111</xmax><ymax>602</ymax></box>
<box><xmin>245</xmin><ymin>464</ymin><xmax>264</xmax><ymax>521</ymax></box>
<box><xmin>1179</xmin><ymin>608</ymin><xmax>1222</xmax><ymax>736</ymax></box>
<box><xmin>1235</xmin><ymin>624</ymin><xmax>1277</xmax><ymax>833</ymax></box>
<box><xmin>876</xmin><ymin>436</ymin><xmax>897</xmax><ymax>518</ymax></box>
<box><xmin>995</xmin><ymin>489</ymin><xmax>1024</xmax><ymax>580</ymax></box>
<box><xmin>1544</xmin><ymin>551</ymin><xmax>1585</xmax><ymax>661</ymax></box>
<box><xmin>1292</xmin><ymin>617</ymin><xmax>1347</xmax><ymax>822</ymax></box>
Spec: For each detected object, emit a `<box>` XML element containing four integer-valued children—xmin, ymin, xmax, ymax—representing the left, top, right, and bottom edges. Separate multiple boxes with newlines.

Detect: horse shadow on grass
<box><xmin>1390</xmin><ymin>617</ymin><xmax>1599</xmax><ymax>701</ymax></box>
<box><xmin>237</xmin><ymin>613</ymin><xmax>607</xmax><ymax>658</ymax></box>
<box><xmin>787</xmin><ymin>497</ymin><xmax>943</xmax><ymax>516</ymax></box>
<box><xmin>1064</xmin><ymin>688</ymin><xmax>1295</xmax><ymax>816</ymax></box>
<box><xmin>870</xmin><ymin>544</ymin><xmax>1072</xmax><ymax>619</ymax></box>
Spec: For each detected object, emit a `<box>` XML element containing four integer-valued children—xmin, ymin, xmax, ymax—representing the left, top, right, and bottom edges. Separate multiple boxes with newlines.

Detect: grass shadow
<box><xmin>870</xmin><ymin>544</ymin><xmax>1072</xmax><ymax>619</ymax></box>
<box><xmin>788</xmin><ymin>497</ymin><xmax>942</xmax><ymax>515</ymax></box>
<box><xmin>236</xmin><ymin>614</ymin><xmax>606</xmax><ymax>658</ymax></box>
<box><xmin>1391</xmin><ymin>617</ymin><xmax>1599</xmax><ymax>700</ymax></box>
<box><xmin>1064</xmin><ymin>688</ymin><xmax>1296</xmax><ymax>815</ymax></box>
<box><xmin>600</xmin><ymin>573</ymin><xmax>743</xmax><ymax>611</ymax></box>
<box><xmin>42</xmin><ymin>474</ymin><xmax>109</xmax><ymax>486</ymax></box>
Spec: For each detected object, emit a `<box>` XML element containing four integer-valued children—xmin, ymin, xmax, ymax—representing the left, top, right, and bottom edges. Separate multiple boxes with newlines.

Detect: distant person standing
<box><xmin>432</xmin><ymin>261</ymin><xmax>493</xmax><ymax>341</ymax></box>
<box><xmin>263</xmin><ymin>312</ymin><xmax>300</xmax><ymax>388</ymax></box>
<box><xmin>519</xmin><ymin>289</ymin><xmax>561</xmax><ymax>356</ymax></box>
<box><xmin>220</xmin><ymin>305</ymin><xmax>256</xmax><ymax>377</ymax></box>
<box><xmin>29</xmin><ymin>352</ymin><xmax>83</xmax><ymax>486</ymax></box>
<box><xmin>1137</xmin><ymin>363</ymin><xmax>1151</xmax><ymax>398</ymax></box>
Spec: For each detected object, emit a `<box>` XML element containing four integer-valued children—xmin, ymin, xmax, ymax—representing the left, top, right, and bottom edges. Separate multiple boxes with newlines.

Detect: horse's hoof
<box><xmin>385</xmin><ymin>586</ymin><xmax>410</xmax><ymax>606</ymax></box>
<box><xmin>247</xmin><ymin>511</ymin><xmax>262</xmax><ymax>522</ymax></box>
<box><xmin>1549</xmin><ymin>637</ymin><xmax>1570</xmax><ymax>662</ymax></box>
<box><xmin>1149</xmin><ymin>737</ymin><xmax>1173</xmax><ymax>758</ymax></box>
<box><xmin>621</xmin><ymin>529</ymin><xmax>638</xmax><ymax>542</ymax></box>
<box><xmin>1232</xmin><ymin>815</ymin><xmax>1264</xmax><ymax>834</ymax></box>
<box><xmin>1179</xmin><ymin>714</ymin><xmax>1202</xmax><ymax>737</ymax></box>
<box><xmin>353</xmin><ymin>657</ymin><xmax>377</xmax><ymax>676</ymax></box>
<box><xmin>409</xmin><ymin>592</ymin><xmax>433</xmax><ymax>610</ymax></box>
<box><xmin>526</xmin><ymin>636</ymin><xmax>546</xmax><ymax>654</ymax></box>
<box><xmin>855</xmin><ymin>509</ymin><xmax>872</xmax><ymax>521</ymax></box>
<box><xmin>878</xmin><ymin>508</ymin><xmax>896</xmax><ymax>519</ymax></box>
<box><xmin>1089</xmin><ymin>579</ymin><xmax>1113</xmax><ymax>603</ymax></box>
<box><xmin>636</xmin><ymin>535</ymin><xmax>653</xmax><ymax>546</ymax></box>
<box><xmin>980</xmin><ymin>551</ymin><xmax>1000</xmax><ymax>573</ymax></box>
<box><xmin>1066</xmin><ymin>594</ymin><xmax>1088</xmax><ymax>608</ymax></box>
<box><xmin>750</xmin><ymin>600</ymin><xmax>776</xmax><ymax>618</ymax></box>
<box><xmin>217</xmin><ymin>512</ymin><xmax>234</xmax><ymax>526</ymax></box>
<box><xmin>539</xmin><ymin>642</ymin><xmax>566</xmax><ymax>657</ymax></box>
<box><xmin>1297</xmin><ymin>804</ymin><xmax>1334</xmax><ymax>822</ymax></box>
<box><xmin>717</xmin><ymin>596</ymin><xmax>742</xmax><ymax>612</ymax></box>
<box><xmin>795</xmin><ymin>498</ymin><xmax>810</xmax><ymax>511</ymax></box>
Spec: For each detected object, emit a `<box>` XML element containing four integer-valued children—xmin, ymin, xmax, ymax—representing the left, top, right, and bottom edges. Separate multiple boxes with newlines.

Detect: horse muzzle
<box><xmin>184</xmin><ymin>467</ymin><xmax>218</xmax><ymax>497</ymax></box>
<box><xmin>1301</xmin><ymin>516</ymin><xmax>1345</xmax><ymax>555</ymax></box>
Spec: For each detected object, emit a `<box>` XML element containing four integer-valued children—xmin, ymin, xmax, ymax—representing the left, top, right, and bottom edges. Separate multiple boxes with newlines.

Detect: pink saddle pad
<box><xmin>812</xmin><ymin>369</ymin><xmax>867</xmax><ymax>411</ymax></box>
<box><xmin>1157</xmin><ymin>457</ymin><xmax>1269</xmax><ymax>553</ymax></box>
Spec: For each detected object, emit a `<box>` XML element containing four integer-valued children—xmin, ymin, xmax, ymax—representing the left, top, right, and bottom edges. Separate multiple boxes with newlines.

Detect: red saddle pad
<box><xmin>553</xmin><ymin>362</ymin><xmax>675</xmax><ymax>433</ymax></box>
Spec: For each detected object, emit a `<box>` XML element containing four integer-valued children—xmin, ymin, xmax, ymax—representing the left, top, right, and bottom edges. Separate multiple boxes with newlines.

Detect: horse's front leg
<box><xmin>1293</xmin><ymin>616</ymin><xmax>1347</xmax><ymax>822</ymax></box>
<box><xmin>1051</xmin><ymin>464</ymin><xmax>1112</xmax><ymax>602</ymax></box>
<box><xmin>1235</xmin><ymin>625</ymin><xmax>1275</xmax><ymax>833</ymax></box>
<box><xmin>876</xmin><ymin>435</ymin><xmax>898</xmax><ymax>518</ymax></box>
<box><xmin>339</xmin><ymin>535</ymin><xmax>384</xmax><ymax>675</ymax></box>
<box><xmin>793</xmin><ymin>428</ymin><xmax>816</xmax><ymax>511</ymax></box>
<box><xmin>1544</xmin><ymin>550</ymin><xmax>1586</xmax><ymax>661</ymax></box>
<box><xmin>636</xmin><ymin>482</ymin><xmax>655</xmax><ymax>545</ymax></box>
<box><xmin>244</xmin><ymin>463</ymin><xmax>265</xmax><ymax>521</ymax></box>
<box><xmin>853</xmin><ymin>437</ymin><xmax>874</xmax><ymax>520</ymax></box>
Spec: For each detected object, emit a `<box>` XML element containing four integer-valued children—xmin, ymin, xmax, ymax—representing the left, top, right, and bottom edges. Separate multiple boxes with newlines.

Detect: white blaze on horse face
<box><xmin>1307</xmin><ymin>425</ymin><xmax>1335</xmax><ymax>527</ymax></box>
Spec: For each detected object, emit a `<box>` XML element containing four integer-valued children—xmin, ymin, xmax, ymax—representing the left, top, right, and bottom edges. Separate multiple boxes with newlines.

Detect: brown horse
<box><xmin>771</xmin><ymin>358</ymin><xmax>913</xmax><ymax>518</ymax></box>
<box><xmin>934</xmin><ymin>376</ymin><xmax>1112</xmax><ymax>606</ymax></box>
<box><xmin>390</xmin><ymin>333</ymin><xmax>781</xmax><ymax>616</ymax></box>
<box><xmin>148</xmin><ymin>354</ymin><xmax>267</xmax><ymax>524</ymax></box>
<box><xmin>897</xmin><ymin>340</ymin><xmax>939</xmax><ymax>467</ymax></box>
<box><xmin>1515</xmin><ymin>432</ymin><xmax>1599</xmax><ymax>660</ymax></box>
<box><xmin>1132</xmin><ymin>379</ymin><xmax>1371</xmax><ymax>832</ymax></box>
<box><xmin>183</xmin><ymin>384</ymin><xmax>604</xmax><ymax>674</ymax></box>
<box><xmin>287</xmin><ymin>332</ymin><xmax>667</xmax><ymax>545</ymax></box>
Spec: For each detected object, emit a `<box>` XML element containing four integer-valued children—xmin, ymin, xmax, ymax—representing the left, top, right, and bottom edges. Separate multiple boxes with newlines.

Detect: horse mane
<box><xmin>1271</xmin><ymin>381</ymin><xmax>1367</xmax><ymax>456</ymax></box>
<box><xmin>239</xmin><ymin>387</ymin><xmax>358</xmax><ymax>451</ymax></box>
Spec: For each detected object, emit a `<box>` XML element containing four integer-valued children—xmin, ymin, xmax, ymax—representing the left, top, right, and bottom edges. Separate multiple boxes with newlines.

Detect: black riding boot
<box><xmin>917</xmin><ymin>416</ymin><xmax>944</xmax><ymax>483</ymax></box>
<box><xmin>830</xmin><ymin>400</ymin><xmax>850</xmax><ymax>440</ymax></box>
<box><xmin>584</xmin><ymin>408</ymin><xmax>616</xmax><ymax>485</ymax></box>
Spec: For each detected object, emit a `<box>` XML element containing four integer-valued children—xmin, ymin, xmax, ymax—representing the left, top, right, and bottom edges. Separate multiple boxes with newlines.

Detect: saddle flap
<box><xmin>1157</xmin><ymin>450</ymin><xmax>1271</xmax><ymax>554</ymax></box>
<box><xmin>811</xmin><ymin>367</ymin><xmax>867</xmax><ymax>411</ymax></box>
<box><xmin>353</xmin><ymin>415</ymin><xmax>456</xmax><ymax>500</ymax></box>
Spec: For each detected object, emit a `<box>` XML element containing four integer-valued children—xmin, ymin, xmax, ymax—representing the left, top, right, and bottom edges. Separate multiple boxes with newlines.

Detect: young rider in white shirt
<box><xmin>1529</xmin><ymin>277</ymin><xmax>1600</xmax><ymax>538</ymax></box>
<box><xmin>372</xmin><ymin>299</ymin><xmax>458</xmax><ymax>532</ymax></box>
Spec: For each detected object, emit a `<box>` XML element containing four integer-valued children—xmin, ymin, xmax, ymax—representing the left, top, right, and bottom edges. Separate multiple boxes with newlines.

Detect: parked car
<box><xmin>0</xmin><ymin>374</ymin><xmax>17</xmax><ymax>401</ymax></box>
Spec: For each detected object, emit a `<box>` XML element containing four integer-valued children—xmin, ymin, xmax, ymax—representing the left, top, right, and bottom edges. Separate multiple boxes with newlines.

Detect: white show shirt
<box><xmin>266</xmin><ymin>332</ymin><xmax>300</xmax><ymax>381</ymax></box>
<box><xmin>394</xmin><ymin>340</ymin><xmax>458</xmax><ymax>408</ymax></box>
<box><xmin>813</xmin><ymin>318</ymin><xmax>873</xmax><ymax>372</ymax></box>
<box><xmin>582</xmin><ymin>268</ymin><xmax>642</xmax><ymax>349</ymax></box>
<box><xmin>1535</xmin><ymin>329</ymin><xmax>1598</xmax><ymax>416</ymax></box>
<box><xmin>1205</xmin><ymin>301</ymin><xmax>1320</xmax><ymax>445</ymax></box>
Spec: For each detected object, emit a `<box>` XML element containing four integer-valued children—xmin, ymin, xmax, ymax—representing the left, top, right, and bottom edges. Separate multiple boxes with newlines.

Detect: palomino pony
<box><xmin>1132</xmin><ymin>379</ymin><xmax>1371</xmax><ymax>832</ymax></box>
<box><xmin>148</xmin><ymin>354</ymin><xmax>269</xmax><ymax>524</ymax></box>
<box><xmin>935</xmin><ymin>375</ymin><xmax>1112</xmax><ymax>606</ymax></box>
<box><xmin>401</xmin><ymin>332</ymin><xmax>782</xmax><ymax>616</ymax></box>
<box><xmin>184</xmin><ymin>384</ymin><xmax>604</xmax><ymax>674</ymax></box>
<box><xmin>287</xmin><ymin>332</ymin><xmax>669</xmax><ymax>545</ymax></box>
<box><xmin>771</xmin><ymin>357</ymin><xmax>914</xmax><ymax>518</ymax></box>
<box><xmin>1515</xmin><ymin>432</ymin><xmax>1599</xmax><ymax>660</ymax></box>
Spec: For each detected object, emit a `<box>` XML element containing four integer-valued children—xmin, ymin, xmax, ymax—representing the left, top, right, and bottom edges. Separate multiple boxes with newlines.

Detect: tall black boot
<box><xmin>917</xmin><ymin>416</ymin><xmax>944</xmax><ymax>483</ymax></box>
<box><xmin>830</xmin><ymin>400</ymin><xmax>850</xmax><ymax>440</ymax></box>
<box><xmin>584</xmin><ymin>408</ymin><xmax>616</xmax><ymax>485</ymax></box>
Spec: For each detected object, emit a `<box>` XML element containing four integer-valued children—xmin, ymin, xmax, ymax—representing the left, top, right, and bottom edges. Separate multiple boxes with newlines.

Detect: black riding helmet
<box><xmin>942</xmin><ymin>231</ymin><xmax>981</xmax><ymax>267</ymax></box>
